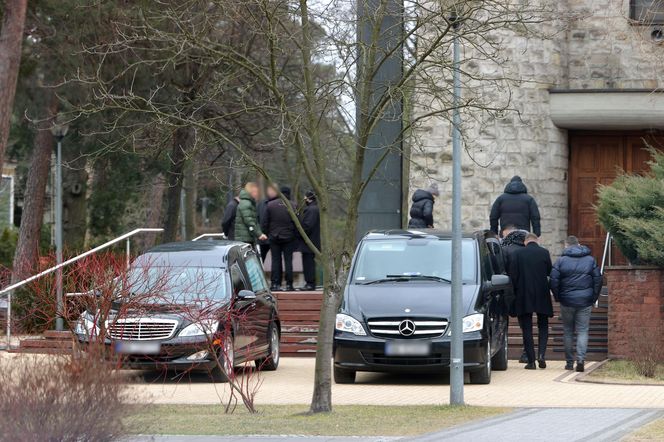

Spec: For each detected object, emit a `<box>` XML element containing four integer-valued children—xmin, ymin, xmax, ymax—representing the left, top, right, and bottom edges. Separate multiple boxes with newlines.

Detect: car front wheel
<box><xmin>210</xmin><ymin>334</ymin><xmax>234</xmax><ymax>383</ymax></box>
<box><xmin>469</xmin><ymin>341</ymin><xmax>492</xmax><ymax>384</ymax></box>
<box><xmin>334</xmin><ymin>366</ymin><xmax>356</xmax><ymax>384</ymax></box>
<box><xmin>491</xmin><ymin>329</ymin><xmax>509</xmax><ymax>371</ymax></box>
<box><xmin>256</xmin><ymin>325</ymin><xmax>280</xmax><ymax>371</ymax></box>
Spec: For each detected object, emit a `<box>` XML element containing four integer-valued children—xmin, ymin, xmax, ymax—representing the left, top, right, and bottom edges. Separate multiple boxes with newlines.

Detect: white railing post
<box><xmin>191</xmin><ymin>233</ymin><xmax>226</xmax><ymax>241</ymax></box>
<box><xmin>126</xmin><ymin>238</ymin><xmax>131</xmax><ymax>268</ymax></box>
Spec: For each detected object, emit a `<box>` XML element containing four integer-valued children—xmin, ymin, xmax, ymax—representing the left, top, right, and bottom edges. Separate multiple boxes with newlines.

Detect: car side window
<box><xmin>230</xmin><ymin>262</ymin><xmax>248</xmax><ymax>295</ymax></box>
<box><xmin>245</xmin><ymin>254</ymin><xmax>268</xmax><ymax>293</ymax></box>
<box><xmin>485</xmin><ymin>239</ymin><xmax>506</xmax><ymax>275</ymax></box>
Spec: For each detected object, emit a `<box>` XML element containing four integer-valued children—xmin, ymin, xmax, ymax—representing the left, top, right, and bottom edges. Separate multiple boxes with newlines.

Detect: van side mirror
<box><xmin>237</xmin><ymin>289</ymin><xmax>257</xmax><ymax>300</ymax></box>
<box><xmin>489</xmin><ymin>274</ymin><xmax>510</xmax><ymax>290</ymax></box>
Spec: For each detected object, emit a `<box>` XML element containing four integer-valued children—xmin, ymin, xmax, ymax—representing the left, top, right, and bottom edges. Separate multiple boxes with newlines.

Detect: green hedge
<box><xmin>597</xmin><ymin>148</ymin><xmax>664</xmax><ymax>266</ymax></box>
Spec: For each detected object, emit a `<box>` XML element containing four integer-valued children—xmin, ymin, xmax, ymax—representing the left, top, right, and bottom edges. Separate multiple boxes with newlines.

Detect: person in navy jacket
<box><xmin>550</xmin><ymin>235</ymin><xmax>603</xmax><ymax>373</ymax></box>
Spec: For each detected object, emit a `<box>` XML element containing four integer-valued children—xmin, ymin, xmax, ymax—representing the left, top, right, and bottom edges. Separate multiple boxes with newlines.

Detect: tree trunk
<box><xmin>184</xmin><ymin>160</ymin><xmax>196</xmax><ymax>238</ymax></box>
<box><xmin>162</xmin><ymin>126</ymin><xmax>191</xmax><ymax>242</ymax></box>
<box><xmin>0</xmin><ymin>0</ymin><xmax>28</xmax><ymax>170</ymax></box>
<box><xmin>11</xmin><ymin>96</ymin><xmax>58</xmax><ymax>283</ymax></box>
<box><xmin>134</xmin><ymin>173</ymin><xmax>166</xmax><ymax>252</ymax></box>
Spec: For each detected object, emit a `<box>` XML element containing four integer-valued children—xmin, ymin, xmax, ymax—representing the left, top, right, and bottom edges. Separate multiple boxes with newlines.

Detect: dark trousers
<box><xmin>259</xmin><ymin>244</ymin><xmax>270</xmax><ymax>262</ymax></box>
<box><xmin>518</xmin><ymin>313</ymin><xmax>549</xmax><ymax>363</ymax></box>
<box><xmin>270</xmin><ymin>240</ymin><xmax>295</xmax><ymax>286</ymax></box>
<box><xmin>302</xmin><ymin>252</ymin><xmax>316</xmax><ymax>285</ymax></box>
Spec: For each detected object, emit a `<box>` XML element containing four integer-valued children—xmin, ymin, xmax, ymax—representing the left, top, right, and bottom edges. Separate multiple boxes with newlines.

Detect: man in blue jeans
<box><xmin>550</xmin><ymin>236</ymin><xmax>603</xmax><ymax>372</ymax></box>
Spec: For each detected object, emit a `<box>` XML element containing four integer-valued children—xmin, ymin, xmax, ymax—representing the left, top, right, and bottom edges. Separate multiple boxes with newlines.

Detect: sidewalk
<box><xmin>126</xmin><ymin>358</ymin><xmax>664</xmax><ymax>408</ymax></box>
<box><xmin>414</xmin><ymin>408</ymin><xmax>664</xmax><ymax>442</ymax></box>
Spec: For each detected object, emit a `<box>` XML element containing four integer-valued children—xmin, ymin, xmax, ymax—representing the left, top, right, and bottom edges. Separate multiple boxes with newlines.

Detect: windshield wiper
<box><xmin>361</xmin><ymin>275</ymin><xmax>452</xmax><ymax>285</ymax></box>
<box><xmin>386</xmin><ymin>274</ymin><xmax>452</xmax><ymax>283</ymax></box>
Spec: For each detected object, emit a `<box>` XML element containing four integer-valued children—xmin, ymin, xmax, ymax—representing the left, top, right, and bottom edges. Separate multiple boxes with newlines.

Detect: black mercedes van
<box><xmin>333</xmin><ymin>230</ymin><xmax>512</xmax><ymax>384</ymax></box>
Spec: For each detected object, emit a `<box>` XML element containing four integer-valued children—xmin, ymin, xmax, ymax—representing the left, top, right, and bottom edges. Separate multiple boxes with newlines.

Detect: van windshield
<box><xmin>123</xmin><ymin>266</ymin><xmax>229</xmax><ymax>303</ymax></box>
<box><xmin>352</xmin><ymin>238</ymin><xmax>477</xmax><ymax>284</ymax></box>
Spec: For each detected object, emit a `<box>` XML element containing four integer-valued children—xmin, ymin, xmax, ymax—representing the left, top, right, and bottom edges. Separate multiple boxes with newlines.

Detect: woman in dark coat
<box><xmin>299</xmin><ymin>190</ymin><xmax>320</xmax><ymax>291</ymax></box>
<box><xmin>407</xmin><ymin>183</ymin><xmax>439</xmax><ymax>228</ymax></box>
<box><xmin>510</xmin><ymin>234</ymin><xmax>553</xmax><ymax>369</ymax></box>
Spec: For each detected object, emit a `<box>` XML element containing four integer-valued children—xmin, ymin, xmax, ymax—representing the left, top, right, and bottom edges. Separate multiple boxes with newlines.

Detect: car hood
<box><xmin>344</xmin><ymin>282</ymin><xmax>480</xmax><ymax>320</ymax></box>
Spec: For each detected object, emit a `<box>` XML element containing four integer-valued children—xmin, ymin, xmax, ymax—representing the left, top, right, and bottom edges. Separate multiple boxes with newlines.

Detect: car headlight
<box><xmin>335</xmin><ymin>313</ymin><xmax>366</xmax><ymax>336</ymax></box>
<box><xmin>462</xmin><ymin>314</ymin><xmax>484</xmax><ymax>333</ymax></box>
<box><xmin>178</xmin><ymin>320</ymin><xmax>219</xmax><ymax>337</ymax></box>
<box><xmin>75</xmin><ymin>315</ymin><xmax>99</xmax><ymax>337</ymax></box>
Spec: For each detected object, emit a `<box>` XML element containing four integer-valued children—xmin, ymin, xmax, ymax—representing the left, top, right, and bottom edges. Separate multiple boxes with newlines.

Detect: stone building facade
<box><xmin>410</xmin><ymin>0</ymin><xmax>664</xmax><ymax>257</ymax></box>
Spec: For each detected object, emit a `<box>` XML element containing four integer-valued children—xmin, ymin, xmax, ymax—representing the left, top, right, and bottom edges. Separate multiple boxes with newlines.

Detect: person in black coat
<box><xmin>550</xmin><ymin>236</ymin><xmax>602</xmax><ymax>372</ymax></box>
<box><xmin>490</xmin><ymin>176</ymin><xmax>541</xmax><ymax>236</ymax></box>
<box><xmin>299</xmin><ymin>190</ymin><xmax>320</xmax><ymax>291</ymax></box>
<box><xmin>263</xmin><ymin>184</ymin><xmax>297</xmax><ymax>291</ymax></box>
<box><xmin>510</xmin><ymin>233</ymin><xmax>553</xmax><ymax>369</ymax></box>
<box><xmin>256</xmin><ymin>195</ymin><xmax>271</xmax><ymax>262</ymax></box>
<box><xmin>500</xmin><ymin>225</ymin><xmax>529</xmax><ymax>363</ymax></box>
<box><xmin>221</xmin><ymin>195</ymin><xmax>240</xmax><ymax>240</ymax></box>
<box><xmin>408</xmin><ymin>183</ymin><xmax>439</xmax><ymax>228</ymax></box>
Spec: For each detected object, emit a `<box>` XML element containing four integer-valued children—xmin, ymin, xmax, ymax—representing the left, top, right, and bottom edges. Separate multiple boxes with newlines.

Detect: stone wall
<box><xmin>605</xmin><ymin>267</ymin><xmax>664</xmax><ymax>359</ymax></box>
<box><xmin>410</xmin><ymin>0</ymin><xmax>664</xmax><ymax>252</ymax></box>
<box><xmin>410</xmin><ymin>2</ymin><xmax>569</xmax><ymax>251</ymax></box>
<box><xmin>567</xmin><ymin>0</ymin><xmax>664</xmax><ymax>90</ymax></box>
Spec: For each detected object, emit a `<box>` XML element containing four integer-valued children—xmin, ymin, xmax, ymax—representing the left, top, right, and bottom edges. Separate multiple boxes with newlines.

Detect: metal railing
<box><xmin>192</xmin><ymin>233</ymin><xmax>226</xmax><ymax>241</ymax></box>
<box><xmin>0</xmin><ymin>227</ymin><xmax>163</xmax><ymax>348</ymax></box>
<box><xmin>600</xmin><ymin>231</ymin><xmax>613</xmax><ymax>275</ymax></box>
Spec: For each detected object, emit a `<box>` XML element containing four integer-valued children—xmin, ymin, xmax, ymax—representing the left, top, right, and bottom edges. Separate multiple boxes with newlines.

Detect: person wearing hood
<box><xmin>551</xmin><ymin>236</ymin><xmax>602</xmax><ymax>373</ymax></box>
<box><xmin>299</xmin><ymin>190</ymin><xmax>320</xmax><ymax>291</ymax></box>
<box><xmin>221</xmin><ymin>194</ymin><xmax>240</xmax><ymax>240</ymax></box>
<box><xmin>408</xmin><ymin>183</ymin><xmax>439</xmax><ymax>228</ymax></box>
<box><xmin>263</xmin><ymin>184</ymin><xmax>297</xmax><ymax>291</ymax></box>
<box><xmin>490</xmin><ymin>176</ymin><xmax>541</xmax><ymax>236</ymax></box>
<box><xmin>234</xmin><ymin>182</ymin><xmax>267</xmax><ymax>245</ymax></box>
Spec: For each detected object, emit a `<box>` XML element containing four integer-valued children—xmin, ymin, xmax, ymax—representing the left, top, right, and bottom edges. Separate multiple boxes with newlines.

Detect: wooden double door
<box><xmin>568</xmin><ymin>131</ymin><xmax>664</xmax><ymax>262</ymax></box>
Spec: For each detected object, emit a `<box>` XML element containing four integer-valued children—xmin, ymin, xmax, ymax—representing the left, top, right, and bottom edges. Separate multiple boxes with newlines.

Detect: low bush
<box><xmin>0</xmin><ymin>355</ymin><xmax>135</xmax><ymax>441</ymax></box>
<box><xmin>596</xmin><ymin>148</ymin><xmax>664</xmax><ymax>265</ymax></box>
<box><xmin>629</xmin><ymin>327</ymin><xmax>663</xmax><ymax>378</ymax></box>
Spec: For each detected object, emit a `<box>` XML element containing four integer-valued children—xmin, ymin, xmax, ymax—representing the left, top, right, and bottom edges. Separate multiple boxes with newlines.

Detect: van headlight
<box><xmin>178</xmin><ymin>320</ymin><xmax>219</xmax><ymax>337</ymax></box>
<box><xmin>75</xmin><ymin>314</ymin><xmax>99</xmax><ymax>337</ymax></box>
<box><xmin>462</xmin><ymin>314</ymin><xmax>484</xmax><ymax>333</ymax></box>
<box><xmin>335</xmin><ymin>314</ymin><xmax>366</xmax><ymax>336</ymax></box>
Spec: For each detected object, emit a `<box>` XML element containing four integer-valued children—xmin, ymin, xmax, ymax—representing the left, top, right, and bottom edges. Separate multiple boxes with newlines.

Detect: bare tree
<box><xmin>76</xmin><ymin>0</ymin><xmax>558</xmax><ymax>413</ymax></box>
<box><xmin>0</xmin><ymin>0</ymin><xmax>28</xmax><ymax>170</ymax></box>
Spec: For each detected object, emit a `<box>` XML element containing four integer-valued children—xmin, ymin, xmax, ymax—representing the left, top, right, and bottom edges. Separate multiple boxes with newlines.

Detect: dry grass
<box><xmin>125</xmin><ymin>404</ymin><xmax>507</xmax><ymax>436</ymax></box>
<box><xmin>624</xmin><ymin>417</ymin><xmax>664</xmax><ymax>441</ymax></box>
<box><xmin>588</xmin><ymin>360</ymin><xmax>664</xmax><ymax>385</ymax></box>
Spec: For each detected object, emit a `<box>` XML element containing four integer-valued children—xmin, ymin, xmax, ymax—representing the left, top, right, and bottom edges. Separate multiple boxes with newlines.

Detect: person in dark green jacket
<box><xmin>234</xmin><ymin>182</ymin><xmax>267</xmax><ymax>245</ymax></box>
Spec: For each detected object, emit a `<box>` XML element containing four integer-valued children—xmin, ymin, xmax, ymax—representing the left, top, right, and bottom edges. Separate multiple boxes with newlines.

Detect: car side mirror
<box><xmin>237</xmin><ymin>289</ymin><xmax>257</xmax><ymax>300</ymax></box>
<box><xmin>489</xmin><ymin>274</ymin><xmax>510</xmax><ymax>290</ymax></box>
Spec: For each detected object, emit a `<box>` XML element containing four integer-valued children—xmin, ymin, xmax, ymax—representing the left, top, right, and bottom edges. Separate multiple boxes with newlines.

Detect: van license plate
<box><xmin>384</xmin><ymin>341</ymin><xmax>431</xmax><ymax>356</ymax></box>
<box><xmin>114</xmin><ymin>341</ymin><xmax>161</xmax><ymax>355</ymax></box>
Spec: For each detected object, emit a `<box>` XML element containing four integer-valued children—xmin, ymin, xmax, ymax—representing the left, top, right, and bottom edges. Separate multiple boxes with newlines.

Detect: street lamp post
<box><xmin>449</xmin><ymin>14</ymin><xmax>464</xmax><ymax>406</ymax></box>
<box><xmin>50</xmin><ymin>122</ymin><xmax>68</xmax><ymax>332</ymax></box>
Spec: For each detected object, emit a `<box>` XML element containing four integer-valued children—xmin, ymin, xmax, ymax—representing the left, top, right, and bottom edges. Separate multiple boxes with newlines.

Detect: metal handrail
<box><xmin>1</xmin><ymin>227</ymin><xmax>163</xmax><ymax>348</ymax></box>
<box><xmin>192</xmin><ymin>233</ymin><xmax>226</xmax><ymax>241</ymax></box>
<box><xmin>600</xmin><ymin>232</ymin><xmax>612</xmax><ymax>275</ymax></box>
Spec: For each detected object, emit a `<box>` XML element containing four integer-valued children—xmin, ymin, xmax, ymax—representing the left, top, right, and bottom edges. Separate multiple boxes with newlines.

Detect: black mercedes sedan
<box><xmin>333</xmin><ymin>230</ymin><xmax>512</xmax><ymax>384</ymax></box>
<box><xmin>74</xmin><ymin>241</ymin><xmax>280</xmax><ymax>382</ymax></box>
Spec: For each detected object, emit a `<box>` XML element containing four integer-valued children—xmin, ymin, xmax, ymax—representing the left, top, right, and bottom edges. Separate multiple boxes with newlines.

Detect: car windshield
<box><xmin>123</xmin><ymin>266</ymin><xmax>229</xmax><ymax>303</ymax></box>
<box><xmin>352</xmin><ymin>238</ymin><xmax>477</xmax><ymax>284</ymax></box>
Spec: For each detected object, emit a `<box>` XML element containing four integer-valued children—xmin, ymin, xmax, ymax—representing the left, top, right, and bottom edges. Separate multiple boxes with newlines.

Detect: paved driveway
<box><xmin>126</xmin><ymin>358</ymin><xmax>664</xmax><ymax>408</ymax></box>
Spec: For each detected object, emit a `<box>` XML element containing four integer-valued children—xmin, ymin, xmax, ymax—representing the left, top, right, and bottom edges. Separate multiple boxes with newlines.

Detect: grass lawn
<box><xmin>125</xmin><ymin>404</ymin><xmax>507</xmax><ymax>436</ymax></box>
<box><xmin>587</xmin><ymin>360</ymin><xmax>664</xmax><ymax>385</ymax></box>
<box><xmin>624</xmin><ymin>417</ymin><xmax>664</xmax><ymax>441</ymax></box>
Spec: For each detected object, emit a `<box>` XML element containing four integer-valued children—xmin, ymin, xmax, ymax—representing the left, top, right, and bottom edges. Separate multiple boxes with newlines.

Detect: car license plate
<box><xmin>114</xmin><ymin>341</ymin><xmax>161</xmax><ymax>355</ymax></box>
<box><xmin>384</xmin><ymin>341</ymin><xmax>431</xmax><ymax>356</ymax></box>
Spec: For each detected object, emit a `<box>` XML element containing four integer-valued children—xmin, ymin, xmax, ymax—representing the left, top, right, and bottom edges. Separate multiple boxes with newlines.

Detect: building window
<box><xmin>631</xmin><ymin>0</ymin><xmax>664</xmax><ymax>24</ymax></box>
